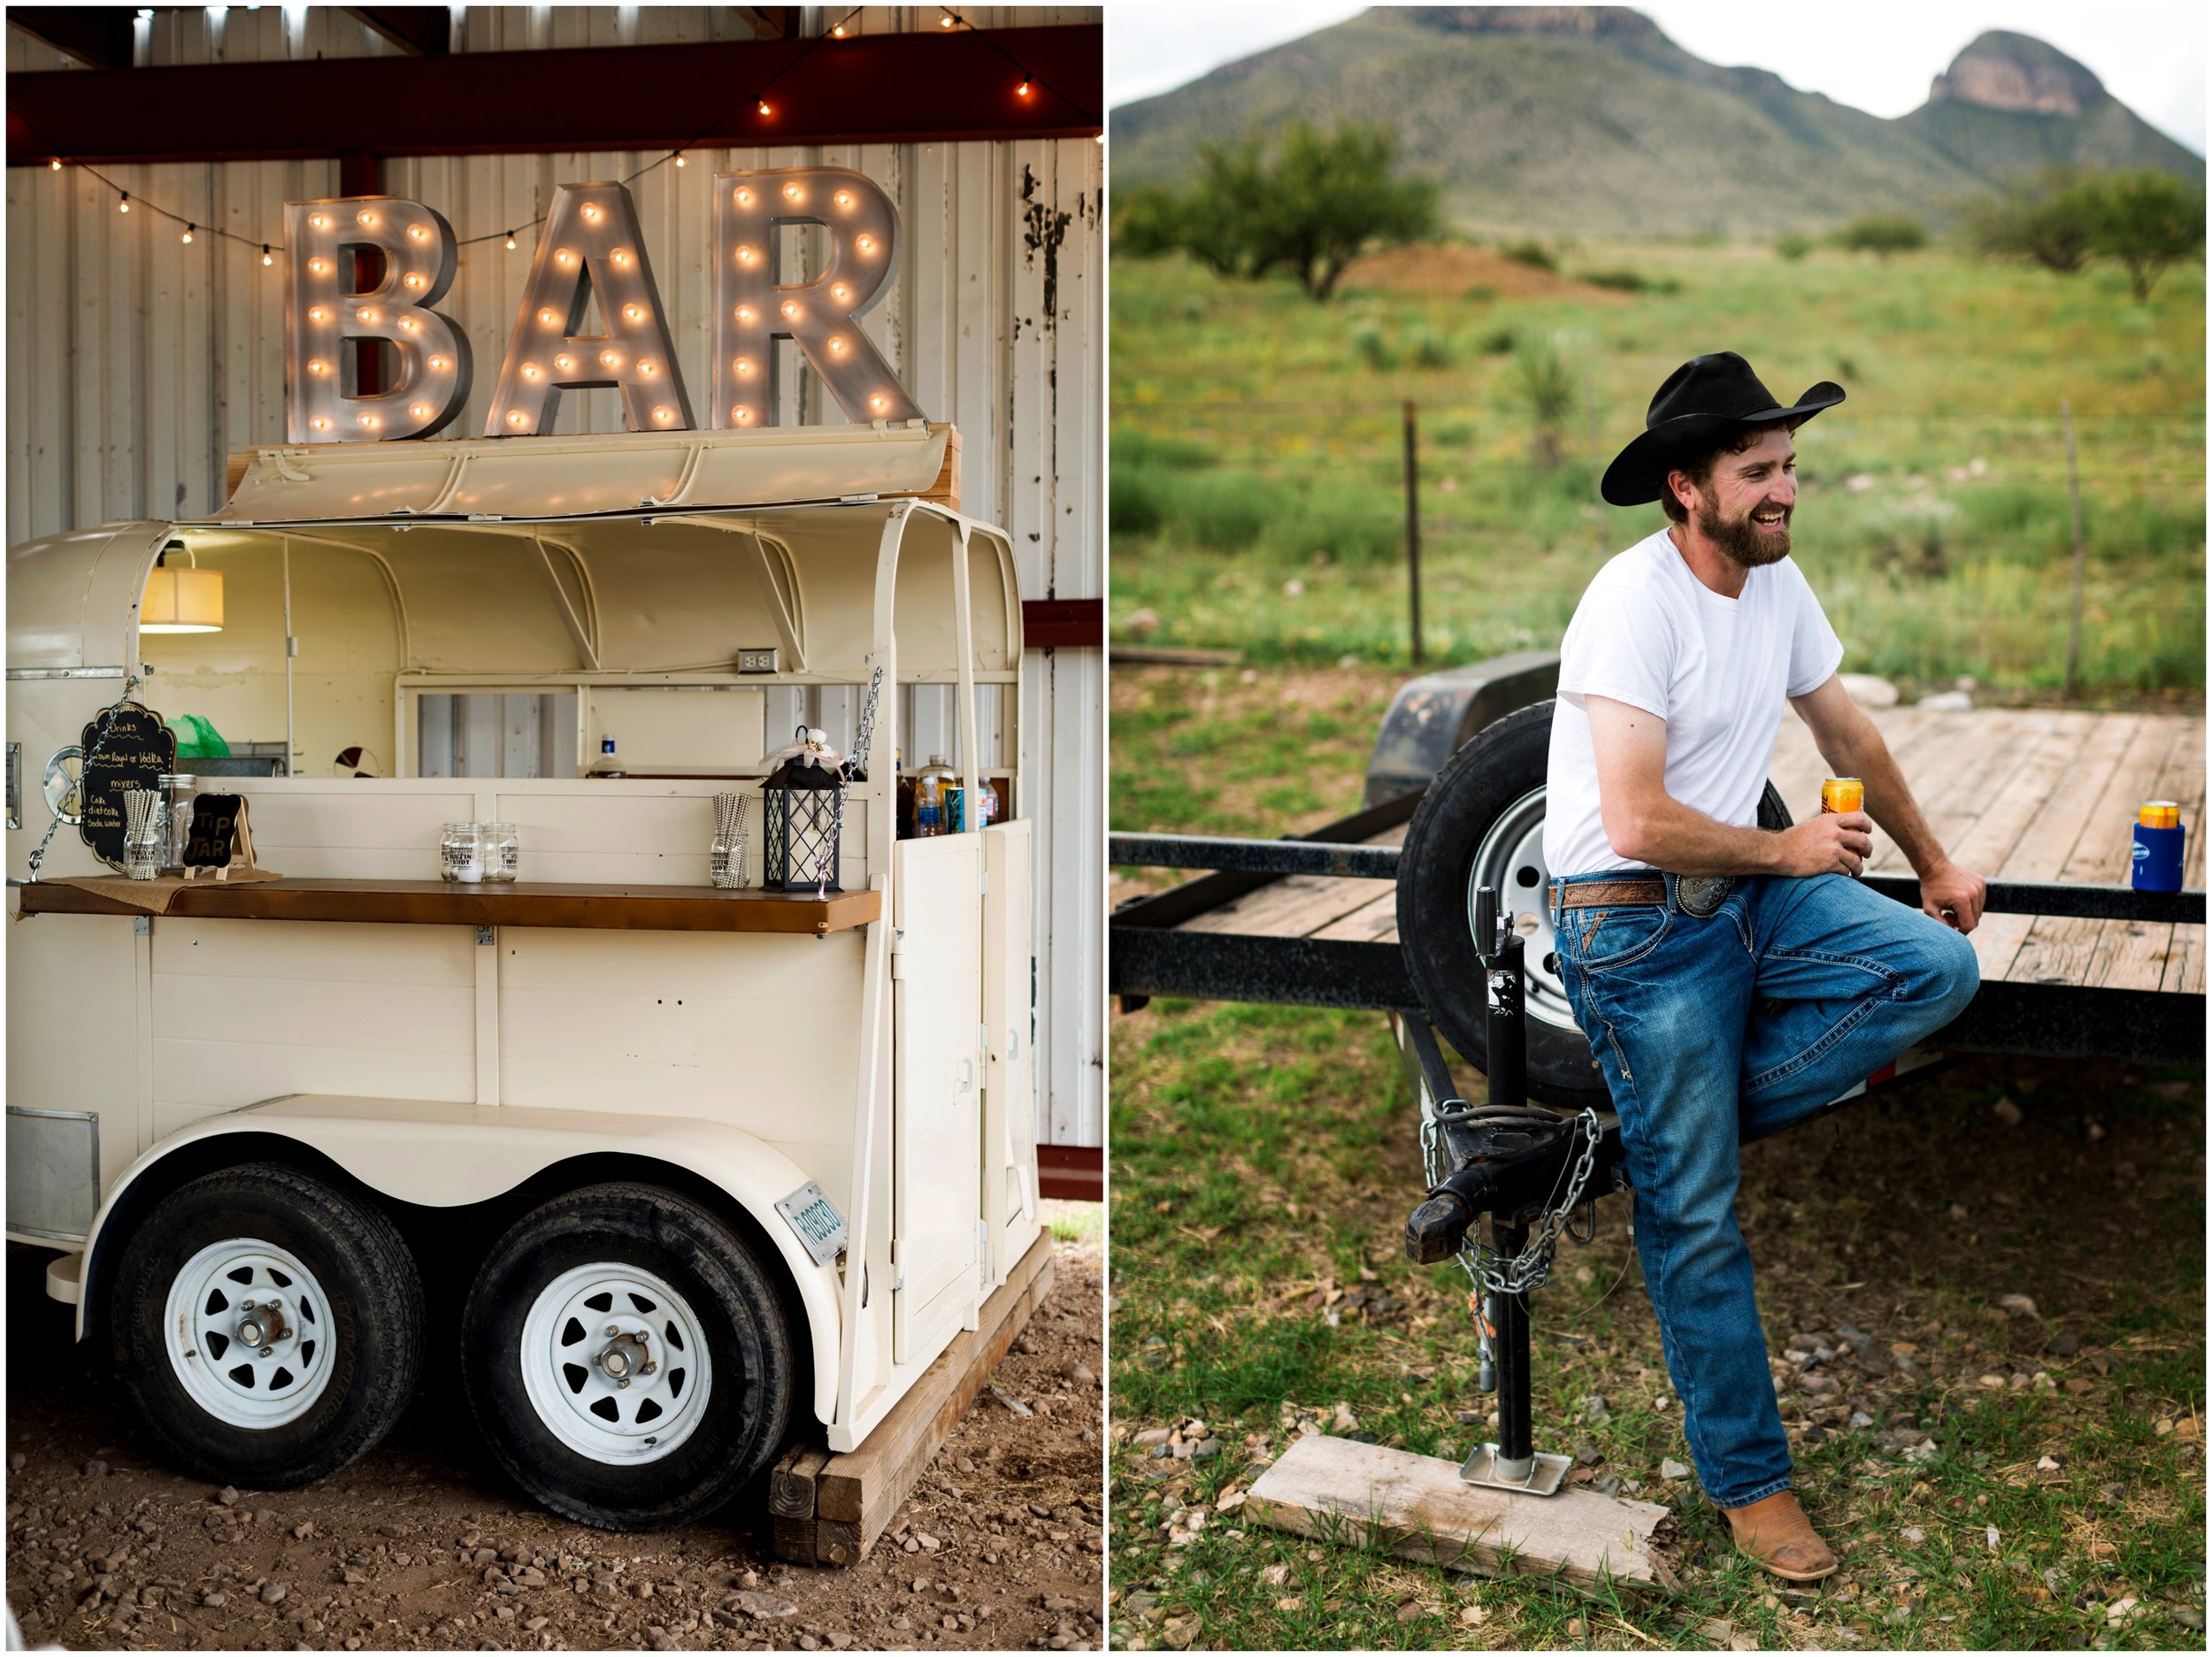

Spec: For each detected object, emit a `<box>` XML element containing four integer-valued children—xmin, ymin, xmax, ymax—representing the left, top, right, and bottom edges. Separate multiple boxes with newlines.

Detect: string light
<box><xmin>19</xmin><ymin>7</ymin><xmax>1102</xmax><ymax>295</ymax></box>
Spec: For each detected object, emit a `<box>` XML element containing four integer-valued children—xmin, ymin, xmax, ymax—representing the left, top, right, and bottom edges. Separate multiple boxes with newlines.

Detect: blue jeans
<box><xmin>1548</xmin><ymin>869</ymin><xmax>1979</xmax><ymax>1507</ymax></box>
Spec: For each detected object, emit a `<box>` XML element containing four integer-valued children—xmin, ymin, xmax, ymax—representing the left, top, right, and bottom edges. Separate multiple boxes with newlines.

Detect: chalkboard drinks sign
<box><xmin>78</xmin><ymin>705</ymin><xmax>177</xmax><ymax>871</ymax></box>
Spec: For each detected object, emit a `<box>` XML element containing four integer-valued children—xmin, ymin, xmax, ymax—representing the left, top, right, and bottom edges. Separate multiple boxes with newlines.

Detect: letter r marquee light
<box><xmin>714</xmin><ymin>167</ymin><xmax>923</xmax><ymax>428</ymax></box>
<box><xmin>482</xmin><ymin>182</ymin><xmax>694</xmax><ymax>436</ymax></box>
<box><xmin>277</xmin><ymin>176</ymin><xmax>927</xmax><ymax>442</ymax></box>
<box><xmin>285</xmin><ymin>197</ymin><xmax>471</xmax><ymax>443</ymax></box>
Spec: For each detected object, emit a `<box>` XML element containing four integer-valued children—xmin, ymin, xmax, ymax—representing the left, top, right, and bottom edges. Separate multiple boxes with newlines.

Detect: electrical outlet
<box><xmin>737</xmin><ymin>647</ymin><xmax>779</xmax><ymax>674</ymax></box>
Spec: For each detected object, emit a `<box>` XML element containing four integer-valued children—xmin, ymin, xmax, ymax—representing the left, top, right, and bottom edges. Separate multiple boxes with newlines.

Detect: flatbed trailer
<box><xmin>1109</xmin><ymin>658</ymin><xmax>2200</xmax><ymax>1537</ymax></box>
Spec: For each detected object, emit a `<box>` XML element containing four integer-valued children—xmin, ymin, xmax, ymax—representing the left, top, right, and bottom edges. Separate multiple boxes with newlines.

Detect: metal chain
<box><xmin>25</xmin><ymin>677</ymin><xmax>143</xmax><ymax>885</ymax></box>
<box><xmin>843</xmin><ymin>665</ymin><xmax>885</xmax><ymax>779</ymax></box>
<box><xmin>1464</xmin><ymin>1106</ymin><xmax>1603</xmax><ymax>1298</ymax></box>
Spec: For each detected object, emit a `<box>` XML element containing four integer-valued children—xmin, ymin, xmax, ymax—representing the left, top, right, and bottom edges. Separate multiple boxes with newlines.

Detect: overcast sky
<box><xmin>1105</xmin><ymin>2</ymin><xmax>2208</xmax><ymax>154</ymax></box>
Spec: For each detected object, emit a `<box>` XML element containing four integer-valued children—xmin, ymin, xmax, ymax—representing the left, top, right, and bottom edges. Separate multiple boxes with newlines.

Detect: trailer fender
<box><xmin>1363</xmin><ymin>649</ymin><xmax>1561</xmax><ymax>809</ymax></box>
<box><xmin>73</xmin><ymin>1096</ymin><xmax>845</xmax><ymax>1427</ymax></box>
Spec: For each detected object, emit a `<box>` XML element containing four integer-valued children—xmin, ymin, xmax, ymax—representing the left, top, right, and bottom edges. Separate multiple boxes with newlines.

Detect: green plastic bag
<box><xmin>167</xmin><ymin>714</ymin><xmax>231</xmax><ymax>759</ymax></box>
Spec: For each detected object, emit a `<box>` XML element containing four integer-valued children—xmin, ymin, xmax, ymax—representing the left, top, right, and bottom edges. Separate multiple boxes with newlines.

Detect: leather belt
<box><xmin>1556</xmin><ymin>878</ymin><xmax>1666</xmax><ymax>909</ymax></box>
<box><xmin>1555</xmin><ymin>874</ymin><xmax>1735</xmax><ymax>917</ymax></box>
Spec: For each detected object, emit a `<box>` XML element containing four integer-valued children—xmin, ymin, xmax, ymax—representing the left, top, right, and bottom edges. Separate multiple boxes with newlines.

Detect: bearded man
<box><xmin>1542</xmin><ymin>352</ymin><xmax>1986</xmax><ymax>1581</ymax></box>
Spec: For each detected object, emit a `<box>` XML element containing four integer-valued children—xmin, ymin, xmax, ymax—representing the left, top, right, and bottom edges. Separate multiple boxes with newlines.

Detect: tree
<box><xmin>1966</xmin><ymin>168</ymin><xmax>2096</xmax><ymax>274</ymax></box>
<box><xmin>1834</xmin><ymin>215</ymin><xmax>1928</xmax><ymax>259</ymax></box>
<box><xmin>1109</xmin><ymin>121</ymin><xmax>1439</xmax><ymax>301</ymax></box>
<box><xmin>2082</xmin><ymin>170</ymin><xmax>2205</xmax><ymax>303</ymax></box>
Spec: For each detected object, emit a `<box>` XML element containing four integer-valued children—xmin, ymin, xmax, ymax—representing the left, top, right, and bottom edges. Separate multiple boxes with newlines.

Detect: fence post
<box><xmin>2061</xmin><ymin>397</ymin><xmax>2086</xmax><ymax>699</ymax></box>
<box><xmin>1403</xmin><ymin>400</ymin><xmax>1423</xmax><ymax>666</ymax></box>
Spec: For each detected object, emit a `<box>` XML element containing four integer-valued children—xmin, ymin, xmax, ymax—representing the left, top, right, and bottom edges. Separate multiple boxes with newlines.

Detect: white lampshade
<box><xmin>142</xmin><ymin>565</ymin><xmax>224</xmax><ymax>633</ymax></box>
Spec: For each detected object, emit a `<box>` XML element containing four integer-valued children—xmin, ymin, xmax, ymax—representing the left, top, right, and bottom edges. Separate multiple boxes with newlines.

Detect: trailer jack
<box><xmin>1402</xmin><ymin>883</ymin><xmax>1627</xmax><ymax>1497</ymax></box>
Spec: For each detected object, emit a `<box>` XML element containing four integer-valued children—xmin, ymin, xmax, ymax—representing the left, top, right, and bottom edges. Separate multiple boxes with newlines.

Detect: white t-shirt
<box><xmin>1543</xmin><ymin>528</ymin><xmax>1844</xmax><ymax>876</ymax></box>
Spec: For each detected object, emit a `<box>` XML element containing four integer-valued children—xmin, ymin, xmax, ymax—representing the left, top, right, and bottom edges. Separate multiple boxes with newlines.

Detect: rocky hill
<box><xmin>1110</xmin><ymin>8</ymin><xmax>2201</xmax><ymax>236</ymax></box>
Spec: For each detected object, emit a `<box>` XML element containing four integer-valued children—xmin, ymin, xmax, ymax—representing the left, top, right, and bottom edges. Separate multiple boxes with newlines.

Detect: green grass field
<box><xmin>1110</xmin><ymin>241</ymin><xmax>2204</xmax><ymax>697</ymax></box>
<box><xmin>1106</xmin><ymin>667</ymin><xmax>2207</xmax><ymax>1651</ymax></box>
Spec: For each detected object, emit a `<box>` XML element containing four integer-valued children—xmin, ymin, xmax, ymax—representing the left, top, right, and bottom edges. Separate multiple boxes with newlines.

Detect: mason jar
<box><xmin>440</xmin><ymin>821</ymin><xmax>482</xmax><ymax>884</ymax></box>
<box><xmin>480</xmin><ymin>822</ymin><xmax>520</xmax><ymax>884</ymax></box>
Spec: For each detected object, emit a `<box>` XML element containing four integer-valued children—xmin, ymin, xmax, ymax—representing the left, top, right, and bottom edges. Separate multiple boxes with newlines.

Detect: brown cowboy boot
<box><xmin>1722</xmin><ymin>1490</ymin><xmax>1840</xmax><ymax>1582</ymax></box>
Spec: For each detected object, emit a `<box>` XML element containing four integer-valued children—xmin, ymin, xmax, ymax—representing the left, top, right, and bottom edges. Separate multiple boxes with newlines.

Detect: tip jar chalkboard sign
<box><xmin>77</xmin><ymin>703</ymin><xmax>178</xmax><ymax>871</ymax></box>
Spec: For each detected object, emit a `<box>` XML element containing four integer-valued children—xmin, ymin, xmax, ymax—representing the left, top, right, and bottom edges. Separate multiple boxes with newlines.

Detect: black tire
<box><xmin>111</xmin><ymin>1162</ymin><xmax>425</xmax><ymax>1488</ymax></box>
<box><xmin>460</xmin><ymin>1183</ymin><xmax>795</xmax><ymax>1531</ymax></box>
<box><xmin>1395</xmin><ymin>700</ymin><xmax>1792</xmax><ymax>1109</ymax></box>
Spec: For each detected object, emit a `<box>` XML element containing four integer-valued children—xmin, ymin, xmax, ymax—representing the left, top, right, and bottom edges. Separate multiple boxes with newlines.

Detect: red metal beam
<box><xmin>1021</xmin><ymin>598</ymin><xmax>1102</xmax><ymax>650</ymax></box>
<box><xmin>5</xmin><ymin>26</ymin><xmax>1102</xmax><ymax>165</ymax></box>
<box><xmin>1037</xmin><ymin>1146</ymin><xmax>1102</xmax><ymax>1203</ymax></box>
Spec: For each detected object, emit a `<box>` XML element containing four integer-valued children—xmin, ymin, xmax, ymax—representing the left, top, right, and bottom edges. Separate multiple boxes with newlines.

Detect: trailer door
<box><xmin>890</xmin><ymin>832</ymin><xmax>985</xmax><ymax>1364</ymax></box>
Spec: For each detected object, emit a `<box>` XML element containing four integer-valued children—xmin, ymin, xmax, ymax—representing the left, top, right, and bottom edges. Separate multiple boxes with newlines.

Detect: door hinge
<box><xmin>134</xmin><ymin>914</ymin><xmax>150</xmax><ymax>936</ymax></box>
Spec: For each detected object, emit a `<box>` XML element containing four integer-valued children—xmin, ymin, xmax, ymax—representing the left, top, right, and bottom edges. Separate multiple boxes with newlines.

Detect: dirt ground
<box><xmin>4</xmin><ymin>1214</ymin><xmax>1104</xmax><ymax>1653</ymax></box>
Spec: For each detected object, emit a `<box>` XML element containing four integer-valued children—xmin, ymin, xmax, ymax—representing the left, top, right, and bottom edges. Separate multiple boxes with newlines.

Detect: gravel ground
<box><xmin>4</xmin><ymin>1214</ymin><xmax>1104</xmax><ymax>1652</ymax></box>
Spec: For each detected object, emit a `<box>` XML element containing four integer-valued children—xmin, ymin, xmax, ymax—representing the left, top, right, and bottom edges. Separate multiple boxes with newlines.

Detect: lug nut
<box><xmin>261</xmin><ymin>1346</ymin><xmax>274</xmax><ymax>1358</ymax></box>
<box><xmin>641</xmin><ymin>1361</ymin><xmax>658</xmax><ymax>1375</ymax></box>
<box><xmin>617</xmin><ymin>1378</ymin><xmax>630</xmax><ymax>1389</ymax></box>
<box><xmin>606</xmin><ymin>1324</ymin><xmax>620</xmax><ymax>1337</ymax></box>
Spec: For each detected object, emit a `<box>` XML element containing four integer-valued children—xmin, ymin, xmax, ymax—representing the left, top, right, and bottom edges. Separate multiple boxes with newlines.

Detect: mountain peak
<box><xmin>1406</xmin><ymin>7</ymin><xmax>1670</xmax><ymax>48</ymax></box>
<box><xmin>1930</xmin><ymin>30</ymin><xmax>2106</xmax><ymax>117</ymax></box>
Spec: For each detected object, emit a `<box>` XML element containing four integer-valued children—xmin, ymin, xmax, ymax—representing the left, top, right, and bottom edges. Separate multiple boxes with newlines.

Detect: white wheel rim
<box><xmin>163</xmin><ymin>1239</ymin><xmax>338</xmax><ymax>1429</ymax></box>
<box><xmin>1467</xmin><ymin>784</ymin><xmax>1580</xmax><ymax>1033</ymax></box>
<box><xmin>518</xmin><ymin>1264</ymin><xmax>714</xmax><ymax>1465</ymax></box>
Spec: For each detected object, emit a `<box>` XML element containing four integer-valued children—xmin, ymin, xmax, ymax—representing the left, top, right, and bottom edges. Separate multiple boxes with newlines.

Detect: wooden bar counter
<box><xmin>17</xmin><ymin>876</ymin><xmax>880</xmax><ymax>935</ymax></box>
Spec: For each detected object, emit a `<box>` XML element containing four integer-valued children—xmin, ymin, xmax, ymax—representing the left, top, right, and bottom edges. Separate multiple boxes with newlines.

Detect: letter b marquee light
<box><xmin>285</xmin><ymin>197</ymin><xmax>471</xmax><ymax>443</ymax></box>
<box><xmin>483</xmin><ymin>182</ymin><xmax>693</xmax><ymax>436</ymax></box>
<box><xmin>714</xmin><ymin>167</ymin><xmax>922</xmax><ymax>428</ymax></box>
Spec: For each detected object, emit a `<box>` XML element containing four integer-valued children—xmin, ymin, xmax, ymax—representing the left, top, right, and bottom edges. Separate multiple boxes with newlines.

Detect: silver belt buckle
<box><xmin>1675</xmin><ymin>875</ymin><xmax>1732</xmax><ymax>917</ymax></box>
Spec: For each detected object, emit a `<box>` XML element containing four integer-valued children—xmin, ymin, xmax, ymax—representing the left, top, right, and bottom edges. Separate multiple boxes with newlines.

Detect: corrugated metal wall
<box><xmin>4</xmin><ymin>5</ymin><xmax>1103</xmax><ymax>1151</ymax></box>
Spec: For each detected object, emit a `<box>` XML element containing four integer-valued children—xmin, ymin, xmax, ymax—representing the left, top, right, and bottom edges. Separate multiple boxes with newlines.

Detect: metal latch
<box><xmin>476</xmin><ymin>924</ymin><xmax>495</xmax><ymax>946</ymax></box>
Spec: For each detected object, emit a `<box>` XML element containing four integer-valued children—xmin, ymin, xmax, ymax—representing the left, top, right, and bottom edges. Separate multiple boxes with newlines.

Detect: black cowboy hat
<box><xmin>1600</xmin><ymin>351</ymin><xmax>1845</xmax><ymax>507</ymax></box>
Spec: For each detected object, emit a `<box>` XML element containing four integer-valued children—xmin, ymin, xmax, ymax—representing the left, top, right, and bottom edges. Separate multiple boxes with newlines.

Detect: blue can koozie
<box><xmin>2131</xmin><ymin>823</ymin><xmax>2185</xmax><ymax>892</ymax></box>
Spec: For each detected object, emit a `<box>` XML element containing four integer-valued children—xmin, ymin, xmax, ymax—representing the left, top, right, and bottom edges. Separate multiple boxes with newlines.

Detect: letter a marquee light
<box><xmin>483</xmin><ymin>182</ymin><xmax>692</xmax><ymax>436</ymax></box>
<box><xmin>280</xmin><ymin>176</ymin><xmax>925</xmax><ymax>444</ymax></box>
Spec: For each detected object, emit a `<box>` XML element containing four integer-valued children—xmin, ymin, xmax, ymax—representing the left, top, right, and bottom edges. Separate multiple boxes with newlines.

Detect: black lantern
<box><xmin>762</xmin><ymin>734</ymin><xmax>861</xmax><ymax>894</ymax></box>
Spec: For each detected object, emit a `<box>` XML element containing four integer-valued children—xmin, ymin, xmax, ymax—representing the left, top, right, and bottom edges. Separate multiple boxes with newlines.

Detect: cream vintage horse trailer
<box><xmin>6</xmin><ymin>421</ymin><xmax>1044</xmax><ymax>1533</ymax></box>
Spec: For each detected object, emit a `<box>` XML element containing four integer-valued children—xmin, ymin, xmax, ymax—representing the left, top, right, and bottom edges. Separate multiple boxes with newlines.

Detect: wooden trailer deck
<box><xmin>1174</xmin><ymin>707</ymin><xmax>2206</xmax><ymax>996</ymax></box>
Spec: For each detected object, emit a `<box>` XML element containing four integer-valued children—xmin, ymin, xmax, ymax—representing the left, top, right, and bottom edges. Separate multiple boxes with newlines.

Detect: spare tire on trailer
<box><xmin>1394</xmin><ymin>700</ymin><xmax>1792</xmax><ymax>1110</ymax></box>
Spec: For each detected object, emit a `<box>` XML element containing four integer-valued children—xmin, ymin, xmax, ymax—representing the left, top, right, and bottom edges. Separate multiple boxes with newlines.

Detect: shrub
<box><xmin>1775</xmin><ymin>233</ymin><xmax>1814</xmax><ymax>261</ymax></box>
<box><xmin>1500</xmin><ymin>239</ymin><xmax>1557</xmax><ymax>272</ymax></box>
<box><xmin>1168</xmin><ymin>472</ymin><xmax>1272</xmax><ymax>551</ymax></box>
<box><xmin>1835</xmin><ymin>215</ymin><xmax>1928</xmax><ymax>259</ymax></box>
<box><xmin>1110</xmin><ymin>469</ymin><xmax>1167</xmax><ymax>537</ymax></box>
<box><xmin>1506</xmin><ymin>333</ymin><xmax>1580</xmax><ymax>471</ymax></box>
<box><xmin>1478</xmin><ymin>325</ymin><xmax>1518</xmax><ymax>356</ymax></box>
<box><xmin>1578</xmin><ymin>268</ymin><xmax>1682</xmax><ymax>295</ymax></box>
<box><xmin>1115</xmin><ymin>429</ymin><xmax>1217</xmax><ymax>472</ymax></box>
<box><xmin>1350</xmin><ymin>322</ymin><xmax>1395</xmax><ymax>371</ymax></box>
<box><xmin>1407</xmin><ymin>327</ymin><xmax>1455</xmax><ymax>369</ymax></box>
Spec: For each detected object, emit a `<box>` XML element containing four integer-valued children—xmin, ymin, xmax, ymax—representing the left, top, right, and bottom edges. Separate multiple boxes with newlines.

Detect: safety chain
<box><xmin>1418</xmin><ymin>1085</ymin><xmax>1602</xmax><ymax>1300</ymax></box>
<box><xmin>25</xmin><ymin>675</ymin><xmax>143</xmax><ymax>886</ymax></box>
<box><xmin>1469</xmin><ymin>1106</ymin><xmax>1603</xmax><ymax>1298</ymax></box>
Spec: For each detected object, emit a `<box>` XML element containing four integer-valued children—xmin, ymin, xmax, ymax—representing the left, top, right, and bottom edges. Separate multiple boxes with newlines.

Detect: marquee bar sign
<box><xmin>283</xmin><ymin>170</ymin><xmax>924</xmax><ymax>445</ymax></box>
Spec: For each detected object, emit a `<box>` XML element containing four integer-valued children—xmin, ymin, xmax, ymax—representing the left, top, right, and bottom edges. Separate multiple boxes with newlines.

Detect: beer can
<box><xmin>2139</xmin><ymin>800</ymin><xmax>2182</xmax><ymax>830</ymax></box>
<box><xmin>1820</xmin><ymin>778</ymin><xmax>1863</xmax><ymax>815</ymax></box>
<box><xmin>947</xmin><ymin>785</ymin><xmax>967</xmax><ymax>833</ymax></box>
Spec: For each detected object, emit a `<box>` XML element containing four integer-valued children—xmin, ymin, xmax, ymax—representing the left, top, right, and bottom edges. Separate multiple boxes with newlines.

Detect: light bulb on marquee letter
<box><xmin>713</xmin><ymin>166</ymin><xmax>924</xmax><ymax>429</ymax></box>
<box><xmin>484</xmin><ymin>183</ymin><xmax>694</xmax><ymax>436</ymax></box>
<box><xmin>284</xmin><ymin>196</ymin><xmax>469</xmax><ymax>444</ymax></box>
